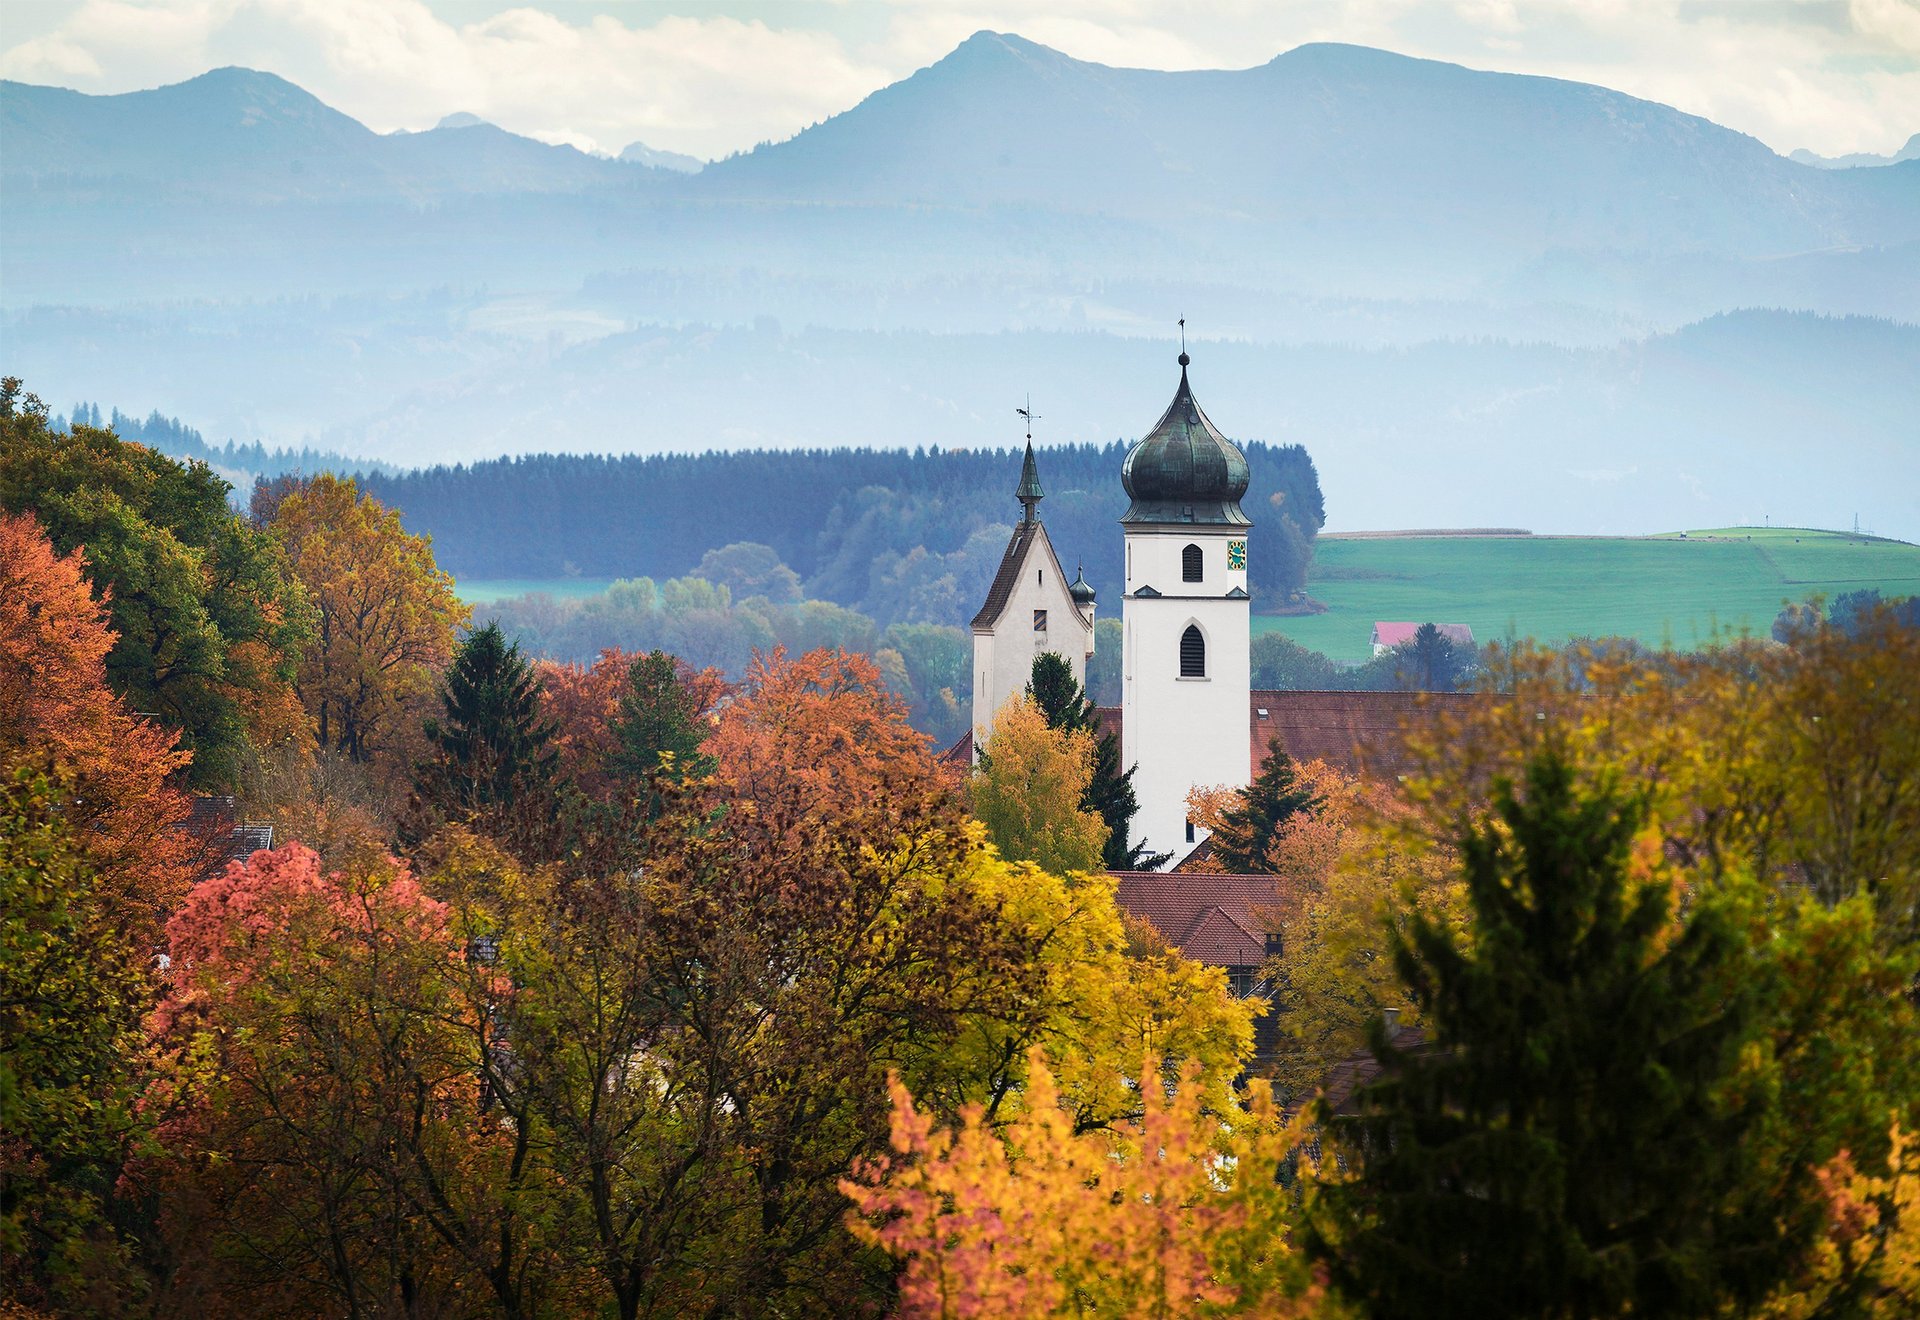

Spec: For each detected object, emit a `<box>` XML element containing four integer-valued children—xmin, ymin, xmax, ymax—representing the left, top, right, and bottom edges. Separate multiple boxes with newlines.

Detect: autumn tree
<box><xmin>142</xmin><ymin>843</ymin><xmax>572</xmax><ymax>1317</ymax></box>
<box><xmin>843</xmin><ymin>1051</ymin><xmax>1328</xmax><ymax>1318</ymax></box>
<box><xmin>0</xmin><ymin>380</ymin><xmax>311</xmax><ymax>787</ymax></box>
<box><xmin>0</xmin><ymin>511</ymin><xmax>192</xmax><ymax>943</ymax></box>
<box><xmin>0</xmin><ymin>768</ymin><xmax>155</xmax><ymax>1314</ymax></box>
<box><xmin>1310</xmin><ymin>750</ymin><xmax>1795</xmax><ymax>1320</ymax></box>
<box><xmin>705</xmin><ymin>647</ymin><xmax>944</xmax><ymax>819</ymax></box>
<box><xmin>270</xmin><ymin>473</ymin><xmax>466</xmax><ymax>777</ymax></box>
<box><xmin>1026</xmin><ymin>651</ymin><xmax>1157</xmax><ymax>869</ymax></box>
<box><xmin>972</xmin><ymin>696</ymin><xmax>1109</xmax><ymax>875</ymax></box>
<box><xmin>430</xmin><ymin>649</ymin><xmax>1255</xmax><ymax>1315</ymax></box>
<box><xmin>533</xmin><ymin>649</ymin><xmax>630</xmax><ymax>797</ymax></box>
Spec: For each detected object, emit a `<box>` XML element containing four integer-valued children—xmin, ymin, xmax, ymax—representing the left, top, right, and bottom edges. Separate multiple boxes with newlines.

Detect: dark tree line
<box><xmin>358</xmin><ymin>440</ymin><xmax>1325</xmax><ymax>616</ymax></box>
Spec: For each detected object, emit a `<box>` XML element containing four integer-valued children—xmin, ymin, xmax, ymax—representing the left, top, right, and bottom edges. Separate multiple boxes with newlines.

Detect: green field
<box><xmin>1258</xmin><ymin>528</ymin><xmax>1920</xmax><ymax>663</ymax></box>
<box><xmin>456</xmin><ymin>577</ymin><xmax>616</xmax><ymax>605</ymax></box>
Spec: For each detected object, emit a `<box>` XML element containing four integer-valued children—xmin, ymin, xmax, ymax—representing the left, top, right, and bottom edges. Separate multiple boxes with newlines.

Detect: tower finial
<box><xmin>1178</xmin><ymin>316</ymin><xmax>1190</xmax><ymax>370</ymax></box>
<box><xmin>1014</xmin><ymin>399</ymin><xmax>1044</xmax><ymax>525</ymax></box>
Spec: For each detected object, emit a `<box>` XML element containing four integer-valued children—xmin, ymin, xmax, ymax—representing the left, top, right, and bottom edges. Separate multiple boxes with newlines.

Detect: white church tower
<box><xmin>969</xmin><ymin>440</ymin><xmax>1097</xmax><ymax>756</ymax></box>
<box><xmin>1120</xmin><ymin>348</ymin><xmax>1253</xmax><ymax>862</ymax></box>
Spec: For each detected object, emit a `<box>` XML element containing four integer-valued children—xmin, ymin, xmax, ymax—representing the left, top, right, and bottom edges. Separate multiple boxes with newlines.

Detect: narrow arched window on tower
<box><xmin>1180</xmin><ymin>625</ymin><xmax>1206</xmax><ymax>678</ymax></box>
<box><xmin>1182</xmin><ymin>543</ymin><xmax>1203</xmax><ymax>582</ymax></box>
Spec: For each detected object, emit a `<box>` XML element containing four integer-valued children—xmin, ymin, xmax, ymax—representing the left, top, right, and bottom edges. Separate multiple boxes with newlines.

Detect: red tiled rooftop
<box><xmin>1110</xmin><ymin>870</ymin><xmax>1294</xmax><ymax>968</ymax></box>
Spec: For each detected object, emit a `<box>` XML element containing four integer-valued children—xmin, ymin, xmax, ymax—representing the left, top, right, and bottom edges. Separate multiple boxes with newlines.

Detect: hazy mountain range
<box><xmin>3</xmin><ymin>32</ymin><xmax>1915</xmax><ymax>540</ymax></box>
<box><xmin>1791</xmin><ymin>133</ymin><xmax>1920</xmax><ymax>169</ymax></box>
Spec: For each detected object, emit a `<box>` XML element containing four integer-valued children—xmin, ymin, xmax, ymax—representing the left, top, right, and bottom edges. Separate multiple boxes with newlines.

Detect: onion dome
<box><xmin>1069</xmin><ymin>565</ymin><xmax>1096</xmax><ymax>604</ymax></box>
<box><xmin>1119</xmin><ymin>351</ymin><xmax>1251</xmax><ymax>526</ymax></box>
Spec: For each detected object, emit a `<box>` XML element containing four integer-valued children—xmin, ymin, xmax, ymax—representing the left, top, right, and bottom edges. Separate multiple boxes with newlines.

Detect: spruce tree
<box><xmin>1210</xmin><ymin>737</ymin><xmax>1323</xmax><ymax>872</ymax></box>
<box><xmin>416</xmin><ymin>622</ymin><xmax>558</xmax><ymax>813</ymax></box>
<box><xmin>1310</xmin><ymin>749</ymin><xmax>1779</xmax><ymax>1320</ymax></box>
<box><xmin>608</xmin><ymin>649</ymin><xmax>712</xmax><ymax>815</ymax></box>
<box><xmin>1026</xmin><ymin>653</ymin><xmax>1164</xmax><ymax>870</ymax></box>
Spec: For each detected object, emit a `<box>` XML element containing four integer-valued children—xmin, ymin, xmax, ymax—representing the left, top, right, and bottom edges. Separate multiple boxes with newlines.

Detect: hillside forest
<box><xmin>6</xmin><ymin>375</ymin><xmax>1920</xmax><ymax>1319</ymax></box>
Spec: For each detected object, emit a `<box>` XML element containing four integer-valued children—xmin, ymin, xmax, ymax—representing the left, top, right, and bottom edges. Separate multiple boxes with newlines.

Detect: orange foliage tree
<box><xmin>0</xmin><ymin>511</ymin><xmax>191</xmax><ymax>943</ymax></box>
<box><xmin>707</xmin><ymin>647</ymin><xmax>949</xmax><ymax>816</ymax></box>
<box><xmin>844</xmin><ymin>1051</ymin><xmax>1331</xmax><ymax>1318</ymax></box>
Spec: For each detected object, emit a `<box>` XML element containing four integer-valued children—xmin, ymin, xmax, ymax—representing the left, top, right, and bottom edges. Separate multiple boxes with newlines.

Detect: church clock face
<box><xmin>1227</xmin><ymin>540</ymin><xmax>1247</xmax><ymax>571</ymax></box>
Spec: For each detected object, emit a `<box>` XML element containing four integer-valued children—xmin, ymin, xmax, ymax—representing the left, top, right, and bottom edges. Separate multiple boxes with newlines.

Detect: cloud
<box><xmin>2</xmin><ymin>0</ymin><xmax>1915</xmax><ymax>158</ymax></box>
<box><xmin>1</xmin><ymin>0</ymin><xmax>895</xmax><ymax>158</ymax></box>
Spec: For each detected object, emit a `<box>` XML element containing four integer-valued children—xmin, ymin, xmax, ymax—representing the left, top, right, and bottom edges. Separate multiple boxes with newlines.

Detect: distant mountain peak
<box><xmin>436</xmin><ymin>111</ymin><xmax>491</xmax><ymax>130</ymax></box>
<box><xmin>617</xmin><ymin>139</ymin><xmax>704</xmax><ymax>173</ymax></box>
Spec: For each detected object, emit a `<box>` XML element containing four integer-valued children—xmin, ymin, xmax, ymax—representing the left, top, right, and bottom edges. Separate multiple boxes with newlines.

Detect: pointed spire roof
<box><xmin>1120</xmin><ymin>349</ymin><xmax>1251</xmax><ymax>527</ymax></box>
<box><xmin>1016</xmin><ymin>439</ymin><xmax>1045</xmax><ymax>524</ymax></box>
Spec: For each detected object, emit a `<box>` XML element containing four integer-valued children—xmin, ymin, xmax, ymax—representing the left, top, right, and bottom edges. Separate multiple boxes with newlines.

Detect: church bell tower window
<box><xmin>1182</xmin><ymin>544</ymin><xmax>1203</xmax><ymax>582</ymax></box>
<box><xmin>1179</xmin><ymin>625</ymin><xmax>1206</xmax><ymax>678</ymax></box>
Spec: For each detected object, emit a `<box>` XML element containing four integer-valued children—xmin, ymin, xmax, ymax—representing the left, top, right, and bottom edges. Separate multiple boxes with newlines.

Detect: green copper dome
<box><xmin>1119</xmin><ymin>354</ymin><xmax>1251</xmax><ymax>526</ymax></box>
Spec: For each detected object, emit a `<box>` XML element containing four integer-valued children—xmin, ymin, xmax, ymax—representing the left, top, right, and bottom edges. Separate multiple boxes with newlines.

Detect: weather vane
<box><xmin>1016</xmin><ymin>395</ymin><xmax>1040</xmax><ymax>441</ymax></box>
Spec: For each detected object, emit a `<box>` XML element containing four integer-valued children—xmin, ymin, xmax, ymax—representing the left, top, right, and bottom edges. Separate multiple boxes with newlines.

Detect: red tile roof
<box><xmin>1320</xmin><ymin>1025</ymin><xmax>1439</xmax><ymax>1115</ymax></box>
<box><xmin>1092</xmin><ymin>691</ymin><xmax>1475</xmax><ymax>783</ymax></box>
<box><xmin>1110</xmin><ymin>870</ymin><xmax>1291</xmax><ymax>967</ymax></box>
<box><xmin>1249</xmin><ymin>690</ymin><xmax>1479</xmax><ymax>780</ymax></box>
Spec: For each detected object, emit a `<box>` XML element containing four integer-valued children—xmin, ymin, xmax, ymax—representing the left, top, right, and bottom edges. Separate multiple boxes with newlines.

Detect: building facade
<box><xmin>1119</xmin><ymin>352</ymin><xmax>1254</xmax><ymax>860</ymax></box>
<box><xmin>969</xmin><ymin>441</ymin><xmax>1097</xmax><ymax>754</ymax></box>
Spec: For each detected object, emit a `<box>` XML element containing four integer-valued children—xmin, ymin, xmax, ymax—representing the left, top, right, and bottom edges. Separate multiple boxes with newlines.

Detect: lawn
<box><xmin>1257</xmin><ymin>528</ymin><xmax>1920</xmax><ymax>663</ymax></box>
<box><xmin>455</xmin><ymin>577</ymin><xmax>617</xmax><ymax>605</ymax></box>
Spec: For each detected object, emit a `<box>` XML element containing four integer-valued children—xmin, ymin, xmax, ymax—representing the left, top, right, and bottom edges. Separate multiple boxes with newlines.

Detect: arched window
<box><xmin>1180</xmin><ymin>625</ymin><xmax>1206</xmax><ymax>678</ymax></box>
<box><xmin>1182</xmin><ymin>543</ymin><xmax>1203</xmax><ymax>582</ymax></box>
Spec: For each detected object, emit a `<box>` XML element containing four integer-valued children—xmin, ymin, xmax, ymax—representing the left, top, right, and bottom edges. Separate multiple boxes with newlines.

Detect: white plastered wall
<box><xmin>970</xmin><ymin>523</ymin><xmax>1095</xmax><ymax>755</ymax></box>
<box><xmin>1120</xmin><ymin>525</ymin><xmax>1251</xmax><ymax>862</ymax></box>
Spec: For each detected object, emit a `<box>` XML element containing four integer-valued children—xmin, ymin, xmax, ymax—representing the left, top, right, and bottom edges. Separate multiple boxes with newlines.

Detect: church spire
<box><xmin>1016</xmin><ymin>440</ymin><xmax>1044</xmax><ymax>524</ymax></box>
<box><xmin>1015</xmin><ymin>399</ymin><xmax>1045</xmax><ymax>525</ymax></box>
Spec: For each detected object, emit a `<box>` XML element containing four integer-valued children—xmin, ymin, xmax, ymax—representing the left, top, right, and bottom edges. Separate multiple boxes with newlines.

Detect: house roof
<box><xmin>1370</xmin><ymin>622</ymin><xmax>1474</xmax><ymax>649</ymax></box>
<box><xmin>940</xmin><ymin>728</ymin><xmax>973</xmax><ymax>765</ymax></box>
<box><xmin>1111</xmin><ymin>870</ymin><xmax>1290</xmax><ymax>967</ymax></box>
<box><xmin>1320</xmin><ymin>1025</ymin><xmax>1439</xmax><ymax>1115</ymax></box>
<box><xmin>1249</xmin><ymin>689</ymin><xmax>1479</xmax><ymax>780</ymax></box>
<box><xmin>1093</xmin><ymin>690</ymin><xmax>1476</xmax><ymax>783</ymax></box>
<box><xmin>181</xmin><ymin>795</ymin><xmax>276</xmax><ymax>872</ymax></box>
<box><xmin>969</xmin><ymin>518</ymin><xmax>1083</xmax><ymax>632</ymax></box>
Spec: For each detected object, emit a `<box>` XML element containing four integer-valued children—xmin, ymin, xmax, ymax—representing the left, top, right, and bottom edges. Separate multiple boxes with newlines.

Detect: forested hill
<box><xmin>362</xmin><ymin>441</ymin><xmax>1324</xmax><ymax>620</ymax></box>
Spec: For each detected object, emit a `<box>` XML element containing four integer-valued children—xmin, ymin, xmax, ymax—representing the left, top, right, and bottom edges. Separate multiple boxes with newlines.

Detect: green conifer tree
<box><xmin>1210</xmin><ymin>737</ymin><xmax>1324</xmax><ymax>873</ymax></box>
<box><xmin>416</xmin><ymin>622</ymin><xmax>557</xmax><ymax>814</ymax></box>
<box><xmin>1310</xmin><ymin>749</ymin><xmax>1782</xmax><ymax>1320</ymax></box>
<box><xmin>1026</xmin><ymin>653</ymin><xmax>1164</xmax><ymax>870</ymax></box>
<box><xmin>608</xmin><ymin>650</ymin><xmax>712</xmax><ymax>816</ymax></box>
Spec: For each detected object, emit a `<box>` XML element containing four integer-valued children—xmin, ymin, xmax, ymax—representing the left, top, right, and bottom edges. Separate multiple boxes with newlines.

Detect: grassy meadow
<box><xmin>1259</xmin><ymin>527</ymin><xmax>1920</xmax><ymax>662</ymax></box>
<box><xmin>455</xmin><ymin>577</ymin><xmax>616</xmax><ymax>605</ymax></box>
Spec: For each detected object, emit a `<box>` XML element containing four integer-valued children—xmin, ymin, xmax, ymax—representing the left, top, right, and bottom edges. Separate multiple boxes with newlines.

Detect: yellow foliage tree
<box><xmin>947</xmin><ymin>840</ymin><xmax>1259</xmax><ymax>1131</ymax></box>
<box><xmin>843</xmin><ymin>1051</ymin><xmax>1333</xmax><ymax>1318</ymax></box>
<box><xmin>970</xmin><ymin>696</ymin><xmax>1108</xmax><ymax>876</ymax></box>
<box><xmin>270</xmin><ymin>474</ymin><xmax>467</xmax><ymax>778</ymax></box>
<box><xmin>1759</xmin><ymin>1122</ymin><xmax>1920</xmax><ymax>1318</ymax></box>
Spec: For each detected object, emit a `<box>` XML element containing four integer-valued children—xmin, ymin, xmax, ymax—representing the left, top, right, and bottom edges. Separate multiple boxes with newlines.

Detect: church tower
<box><xmin>969</xmin><ymin>440</ymin><xmax>1096</xmax><ymax>757</ymax></box>
<box><xmin>1120</xmin><ymin>349</ymin><xmax>1253</xmax><ymax>862</ymax></box>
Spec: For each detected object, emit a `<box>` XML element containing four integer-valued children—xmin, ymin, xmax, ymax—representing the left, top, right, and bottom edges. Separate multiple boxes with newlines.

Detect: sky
<box><xmin>3</xmin><ymin>0</ymin><xmax>1917</xmax><ymax>160</ymax></box>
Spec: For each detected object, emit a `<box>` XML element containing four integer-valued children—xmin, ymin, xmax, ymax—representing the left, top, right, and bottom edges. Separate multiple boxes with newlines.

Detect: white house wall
<box><xmin>971</xmin><ymin>524</ymin><xmax>1094</xmax><ymax>754</ymax></box>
